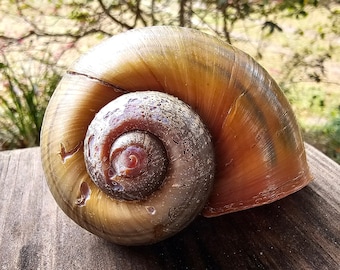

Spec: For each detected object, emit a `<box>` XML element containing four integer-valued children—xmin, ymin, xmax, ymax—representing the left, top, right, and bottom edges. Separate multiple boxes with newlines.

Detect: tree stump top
<box><xmin>0</xmin><ymin>144</ymin><xmax>339</xmax><ymax>269</ymax></box>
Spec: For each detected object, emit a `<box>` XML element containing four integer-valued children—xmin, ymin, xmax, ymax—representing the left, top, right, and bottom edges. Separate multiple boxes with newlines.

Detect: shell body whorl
<box><xmin>40</xmin><ymin>26</ymin><xmax>312</xmax><ymax>245</ymax></box>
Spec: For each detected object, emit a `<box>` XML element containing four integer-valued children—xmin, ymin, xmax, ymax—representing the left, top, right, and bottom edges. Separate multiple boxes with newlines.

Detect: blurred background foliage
<box><xmin>0</xmin><ymin>0</ymin><xmax>339</xmax><ymax>163</ymax></box>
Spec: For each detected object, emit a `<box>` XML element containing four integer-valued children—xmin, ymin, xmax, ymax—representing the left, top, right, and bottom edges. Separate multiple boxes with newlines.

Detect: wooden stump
<box><xmin>0</xmin><ymin>144</ymin><xmax>339</xmax><ymax>269</ymax></box>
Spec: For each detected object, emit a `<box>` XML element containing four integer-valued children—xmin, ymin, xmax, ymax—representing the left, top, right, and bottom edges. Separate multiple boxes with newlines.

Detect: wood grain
<box><xmin>0</xmin><ymin>144</ymin><xmax>339</xmax><ymax>269</ymax></box>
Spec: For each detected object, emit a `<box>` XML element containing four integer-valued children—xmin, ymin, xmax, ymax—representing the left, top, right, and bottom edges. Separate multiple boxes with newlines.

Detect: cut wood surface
<box><xmin>0</xmin><ymin>144</ymin><xmax>339</xmax><ymax>269</ymax></box>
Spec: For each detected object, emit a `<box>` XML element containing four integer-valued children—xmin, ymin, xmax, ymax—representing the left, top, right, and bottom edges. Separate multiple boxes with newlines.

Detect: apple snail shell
<box><xmin>40</xmin><ymin>26</ymin><xmax>312</xmax><ymax>246</ymax></box>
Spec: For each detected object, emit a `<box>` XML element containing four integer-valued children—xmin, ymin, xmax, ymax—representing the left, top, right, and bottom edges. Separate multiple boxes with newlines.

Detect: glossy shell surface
<box><xmin>40</xmin><ymin>26</ymin><xmax>312</xmax><ymax>245</ymax></box>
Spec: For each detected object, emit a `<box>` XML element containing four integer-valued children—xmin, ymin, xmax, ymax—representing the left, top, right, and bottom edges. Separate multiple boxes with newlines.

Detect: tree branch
<box><xmin>97</xmin><ymin>0</ymin><xmax>133</xmax><ymax>30</ymax></box>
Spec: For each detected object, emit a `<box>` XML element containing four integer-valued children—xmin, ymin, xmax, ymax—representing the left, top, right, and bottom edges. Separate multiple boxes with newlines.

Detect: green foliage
<box><xmin>0</xmin><ymin>0</ymin><xmax>339</xmax><ymax>164</ymax></box>
<box><xmin>302</xmin><ymin>113</ymin><xmax>340</xmax><ymax>164</ymax></box>
<box><xmin>0</xmin><ymin>61</ymin><xmax>60</xmax><ymax>150</ymax></box>
<box><xmin>283</xmin><ymin>83</ymin><xmax>340</xmax><ymax>164</ymax></box>
<box><xmin>325</xmin><ymin>115</ymin><xmax>340</xmax><ymax>163</ymax></box>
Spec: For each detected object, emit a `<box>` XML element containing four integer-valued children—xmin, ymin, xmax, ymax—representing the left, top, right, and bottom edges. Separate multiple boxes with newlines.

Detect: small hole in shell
<box><xmin>59</xmin><ymin>141</ymin><xmax>82</xmax><ymax>163</ymax></box>
<box><xmin>75</xmin><ymin>182</ymin><xmax>91</xmax><ymax>207</ymax></box>
<box><xmin>110</xmin><ymin>181</ymin><xmax>124</xmax><ymax>192</ymax></box>
<box><xmin>146</xmin><ymin>206</ymin><xmax>156</xmax><ymax>215</ymax></box>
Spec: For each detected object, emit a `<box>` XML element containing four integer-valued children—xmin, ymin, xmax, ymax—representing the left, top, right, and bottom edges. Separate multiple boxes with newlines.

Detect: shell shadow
<box><xmin>99</xmin><ymin>185</ymin><xmax>338</xmax><ymax>269</ymax></box>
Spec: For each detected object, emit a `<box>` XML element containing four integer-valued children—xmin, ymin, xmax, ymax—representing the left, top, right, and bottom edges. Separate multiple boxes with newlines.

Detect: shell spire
<box><xmin>40</xmin><ymin>26</ymin><xmax>312</xmax><ymax>245</ymax></box>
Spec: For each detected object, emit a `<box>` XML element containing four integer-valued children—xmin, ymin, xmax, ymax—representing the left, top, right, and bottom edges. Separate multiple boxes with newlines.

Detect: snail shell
<box><xmin>40</xmin><ymin>26</ymin><xmax>312</xmax><ymax>245</ymax></box>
